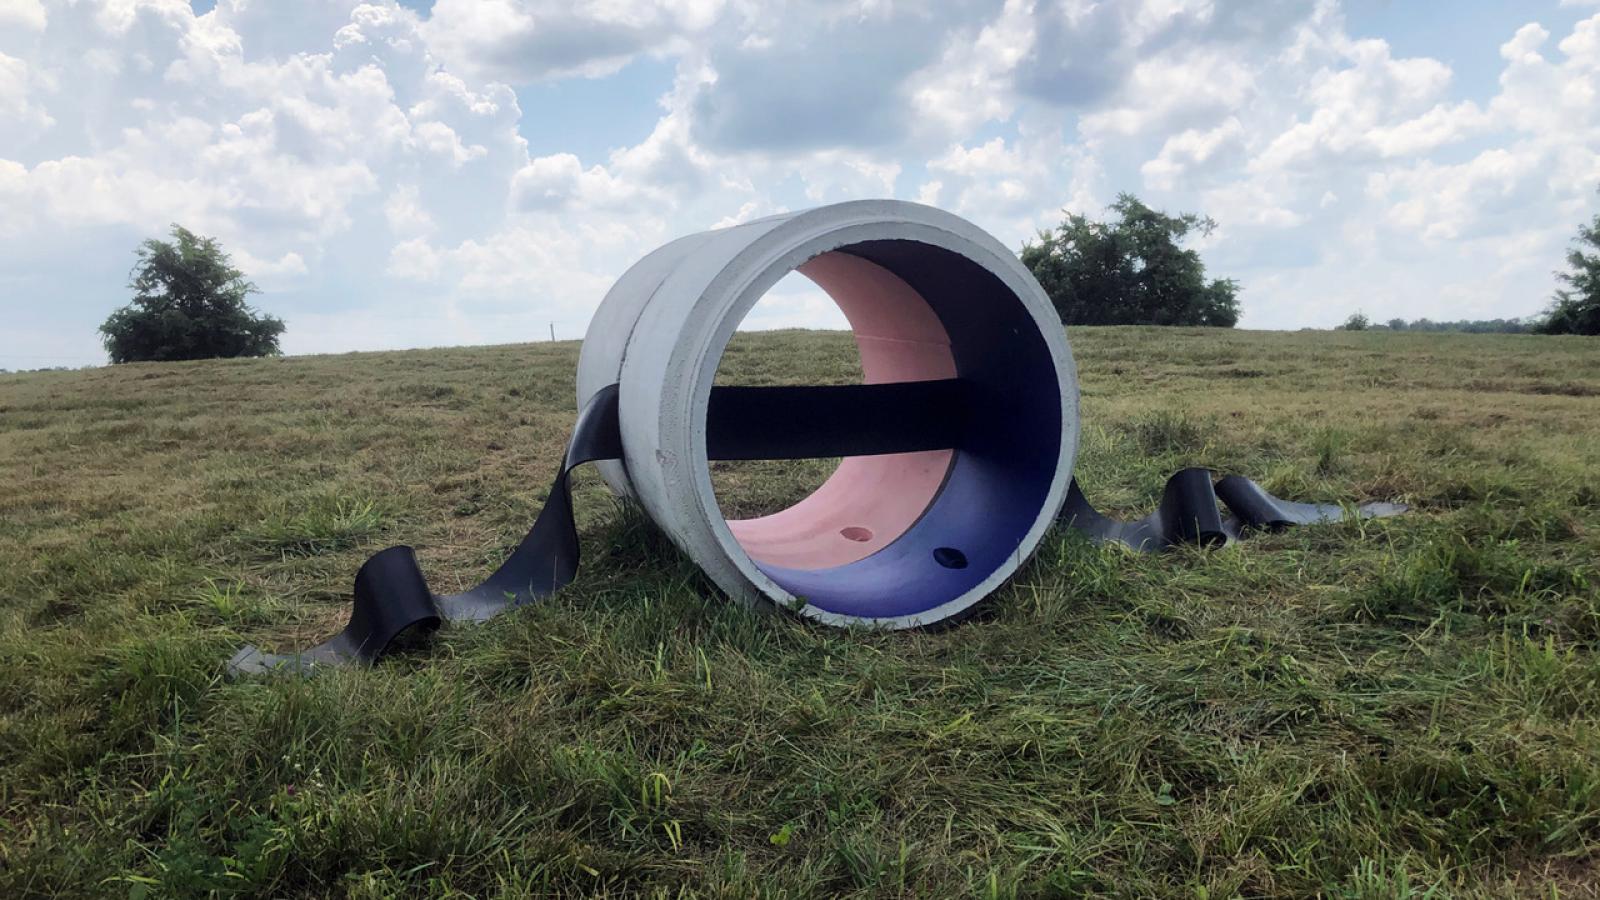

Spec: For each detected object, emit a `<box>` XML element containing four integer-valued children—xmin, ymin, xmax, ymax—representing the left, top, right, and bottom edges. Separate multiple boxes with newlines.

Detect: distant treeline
<box><xmin>1378</xmin><ymin>317</ymin><xmax>1536</xmax><ymax>333</ymax></box>
<box><xmin>1338</xmin><ymin>312</ymin><xmax>1536</xmax><ymax>333</ymax></box>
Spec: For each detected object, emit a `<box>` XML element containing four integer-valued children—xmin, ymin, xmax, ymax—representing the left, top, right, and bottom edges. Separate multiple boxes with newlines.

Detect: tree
<box><xmin>1020</xmin><ymin>193</ymin><xmax>1240</xmax><ymax>327</ymax></box>
<box><xmin>100</xmin><ymin>225</ymin><xmax>284</xmax><ymax>363</ymax></box>
<box><xmin>1339</xmin><ymin>312</ymin><xmax>1370</xmax><ymax>331</ymax></box>
<box><xmin>1541</xmin><ymin>206</ymin><xmax>1600</xmax><ymax>336</ymax></box>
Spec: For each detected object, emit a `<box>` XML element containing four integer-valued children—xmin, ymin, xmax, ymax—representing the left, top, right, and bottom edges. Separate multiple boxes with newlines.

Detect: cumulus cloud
<box><xmin>1360</xmin><ymin>11</ymin><xmax>1600</xmax><ymax>250</ymax></box>
<box><xmin>0</xmin><ymin>50</ymin><xmax>54</xmax><ymax>132</ymax></box>
<box><xmin>1141</xmin><ymin>118</ymin><xmax>1246</xmax><ymax>189</ymax></box>
<box><xmin>689</xmin><ymin>1</ymin><xmax>999</xmax><ymax>152</ymax></box>
<box><xmin>1250</xmin><ymin>36</ymin><xmax>1485</xmax><ymax>172</ymax></box>
<box><xmin>1019</xmin><ymin>0</ymin><xmax>1315</xmax><ymax>116</ymax></box>
<box><xmin>420</xmin><ymin>0</ymin><xmax>720</xmax><ymax>83</ymax></box>
<box><xmin>383</xmin><ymin>184</ymin><xmax>433</xmax><ymax>235</ymax></box>
<box><xmin>0</xmin><ymin>0</ymin><xmax>47</xmax><ymax>31</ymax></box>
<box><xmin>909</xmin><ymin>0</ymin><xmax>1035</xmax><ymax>135</ymax></box>
<box><xmin>510</xmin><ymin>152</ymin><xmax>637</xmax><ymax>210</ymax></box>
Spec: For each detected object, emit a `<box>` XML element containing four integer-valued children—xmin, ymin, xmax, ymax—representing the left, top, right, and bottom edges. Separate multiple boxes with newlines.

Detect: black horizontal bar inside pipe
<box><xmin>705</xmin><ymin>379</ymin><xmax>970</xmax><ymax>461</ymax></box>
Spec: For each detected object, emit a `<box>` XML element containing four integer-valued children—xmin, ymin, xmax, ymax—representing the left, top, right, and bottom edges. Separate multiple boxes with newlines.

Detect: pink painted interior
<box><xmin>724</xmin><ymin>251</ymin><xmax>956</xmax><ymax>569</ymax></box>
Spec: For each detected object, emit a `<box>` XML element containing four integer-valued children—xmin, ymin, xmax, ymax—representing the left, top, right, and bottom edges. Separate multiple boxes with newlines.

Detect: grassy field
<box><xmin>2</xmin><ymin>327</ymin><xmax>1599</xmax><ymax>897</ymax></box>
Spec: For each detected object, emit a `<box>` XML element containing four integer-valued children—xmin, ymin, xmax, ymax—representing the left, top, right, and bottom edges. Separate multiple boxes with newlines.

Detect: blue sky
<box><xmin>2</xmin><ymin>0</ymin><xmax>1598</xmax><ymax>369</ymax></box>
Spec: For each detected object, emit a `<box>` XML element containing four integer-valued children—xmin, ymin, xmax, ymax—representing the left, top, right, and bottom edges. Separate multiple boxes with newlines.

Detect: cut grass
<box><xmin>1</xmin><ymin>327</ymin><xmax>1599</xmax><ymax>897</ymax></box>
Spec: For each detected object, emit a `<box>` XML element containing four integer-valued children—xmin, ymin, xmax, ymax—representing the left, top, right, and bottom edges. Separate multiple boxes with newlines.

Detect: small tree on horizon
<box><xmin>1541</xmin><ymin>204</ymin><xmax>1600</xmax><ymax>336</ymax></box>
<box><xmin>100</xmin><ymin>225</ymin><xmax>284</xmax><ymax>364</ymax></box>
<box><xmin>1340</xmin><ymin>312</ymin><xmax>1370</xmax><ymax>331</ymax></box>
<box><xmin>1020</xmin><ymin>193</ymin><xmax>1240</xmax><ymax>327</ymax></box>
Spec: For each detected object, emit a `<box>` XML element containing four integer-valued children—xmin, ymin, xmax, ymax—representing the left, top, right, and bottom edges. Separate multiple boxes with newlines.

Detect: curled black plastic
<box><xmin>1215</xmin><ymin>474</ymin><xmax>1408</xmax><ymax>536</ymax></box>
<box><xmin>1061</xmin><ymin>467</ymin><xmax>1408</xmax><ymax>552</ymax></box>
<box><xmin>228</xmin><ymin>380</ymin><xmax>1406</xmax><ymax>675</ymax></box>
<box><xmin>229</xmin><ymin>382</ymin><xmax>625</xmax><ymax>675</ymax></box>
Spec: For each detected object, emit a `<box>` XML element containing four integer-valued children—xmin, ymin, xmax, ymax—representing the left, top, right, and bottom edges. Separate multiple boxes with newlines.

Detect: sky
<box><xmin>2</xmin><ymin>0</ymin><xmax>1598</xmax><ymax>369</ymax></box>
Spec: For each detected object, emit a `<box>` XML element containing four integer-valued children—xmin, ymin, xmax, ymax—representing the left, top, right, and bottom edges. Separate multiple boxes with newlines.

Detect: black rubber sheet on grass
<box><xmin>1060</xmin><ymin>467</ymin><xmax>1407</xmax><ymax>552</ymax></box>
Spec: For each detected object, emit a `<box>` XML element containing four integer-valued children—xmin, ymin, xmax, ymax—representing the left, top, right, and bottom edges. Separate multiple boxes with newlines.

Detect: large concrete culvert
<box><xmin>575</xmin><ymin>199</ymin><xmax>1080</xmax><ymax>628</ymax></box>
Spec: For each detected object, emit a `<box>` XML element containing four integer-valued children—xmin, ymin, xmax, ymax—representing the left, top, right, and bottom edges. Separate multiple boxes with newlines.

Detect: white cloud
<box><xmin>925</xmin><ymin>129</ymin><xmax>1101</xmax><ymax>247</ymax></box>
<box><xmin>0</xmin><ymin>51</ymin><xmax>53</xmax><ymax>132</ymax></box>
<box><xmin>1080</xmin><ymin>49</ymin><xmax>1255</xmax><ymax>140</ymax></box>
<box><xmin>383</xmin><ymin>184</ymin><xmax>434</xmax><ymax>235</ymax></box>
<box><xmin>236</xmin><ymin>248</ymin><xmax>309</xmax><ymax>280</ymax></box>
<box><xmin>509</xmin><ymin>152</ymin><xmax>639</xmax><ymax>211</ymax></box>
<box><xmin>413</xmin><ymin>119</ymin><xmax>487</xmax><ymax>164</ymax></box>
<box><xmin>1251</xmin><ymin>36</ymin><xmax>1484</xmax><ymax>172</ymax></box>
<box><xmin>420</xmin><ymin>0</ymin><xmax>720</xmax><ymax>83</ymax></box>
<box><xmin>1202</xmin><ymin>178</ymin><xmax>1304</xmax><ymax>229</ymax></box>
<box><xmin>908</xmin><ymin>0</ymin><xmax>1034</xmax><ymax>136</ymax></box>
<box><xmin>0</xmin><ymin>0</ymin><xmax>45</xmax><ymax>31</ymax></box>
<box><xmin>1360</xmin><ymin>13</ymin><xmax>1600</xmax><ymax>250</ymax></box>
<box><xmin>1501</xmin><ymin>22</ymin><xmax>1551</xmax><ymax>64</ymax></box>
<box><xmin>386</xmin><ymin>236</ymin><xmax>441</xmax><ymax>281</ymax></box>
<box><xmin>1141</xmin><ymin>117</ymin><xmax>1246</xmax><ymax>190</ymax></box>
<box><xmin>1369</xmin><ymin>148</ymin><xmax>1538</xmax><ymax>241</ymax></box>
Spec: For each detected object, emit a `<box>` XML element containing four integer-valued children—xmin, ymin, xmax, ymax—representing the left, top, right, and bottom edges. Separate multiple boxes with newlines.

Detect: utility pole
<box><xmin>549</xmin><ymin>322</ymin><xmax>555</xmax><ymax>341</ymax></box>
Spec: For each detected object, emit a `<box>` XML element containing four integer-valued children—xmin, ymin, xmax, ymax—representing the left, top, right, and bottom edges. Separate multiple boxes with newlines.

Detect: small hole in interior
<box><xmin>840</xmin><ymin>526</ymin><xmax>873</xmax><ymax>542</ymax></box>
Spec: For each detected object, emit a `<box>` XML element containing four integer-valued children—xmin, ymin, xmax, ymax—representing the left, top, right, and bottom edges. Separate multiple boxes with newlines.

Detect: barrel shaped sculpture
<box><xmin>228</xmin><ymin>199</ymin><xmax>1401</xmax><ymax>675</ymax></box>
<box><xmin>576</xmin><ymin>199</ymin><xmax>1077</xmax><ymax>628</ymax></box>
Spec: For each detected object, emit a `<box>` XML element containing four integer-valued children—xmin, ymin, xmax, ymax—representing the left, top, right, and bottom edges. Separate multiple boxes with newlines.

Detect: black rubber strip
<box><xmin>706</xmin><ymin>380</ymin><xmax>969</xmax><ymax>460</ymax></box>
<box><xmin>228</xmin><ymin>381</ymin><xmax>1408</xmax><ymax>675</ymax></box>
<box><xmin>1214</xmin><ymin>474</ymin><xmax>1409</xmax><ymax>537</ymax></box>
<box><xmin>1060</xmin><ymin>467</ymin><xmax>1408</xmax><ymax>551</ymax></box>
<box><xmin>1059</xmin><ymin>467</ymin><xmax>1229</xmax><ymax>551</ymax></box>
<box><xmin>229</xmin><ymin>382</ymin><xmax>624</xmax><ymax>675</ymax></box>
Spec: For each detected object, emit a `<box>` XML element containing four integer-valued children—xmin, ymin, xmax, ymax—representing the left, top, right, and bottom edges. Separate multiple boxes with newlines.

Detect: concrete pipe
<box><xmin>575</xmin><ymin>199</ymin><xmax>1080</xmax><ymax>628</ymax></box>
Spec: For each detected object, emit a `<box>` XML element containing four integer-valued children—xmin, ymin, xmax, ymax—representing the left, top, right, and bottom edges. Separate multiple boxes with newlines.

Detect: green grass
<box><xmin>2</xmin><ymin>327</ymin><xmax>1599</xmax><ymax>897</ymax></box>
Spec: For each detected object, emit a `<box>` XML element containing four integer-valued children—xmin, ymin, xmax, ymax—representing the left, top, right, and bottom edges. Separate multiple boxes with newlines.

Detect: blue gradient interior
<box><xmin>749</xmin><ymin>240</ymin><xmax>1062</xmax><ymax>618</ymax></box>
